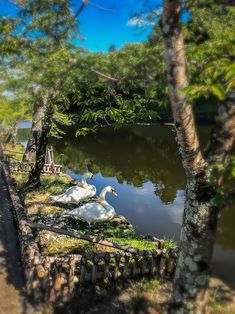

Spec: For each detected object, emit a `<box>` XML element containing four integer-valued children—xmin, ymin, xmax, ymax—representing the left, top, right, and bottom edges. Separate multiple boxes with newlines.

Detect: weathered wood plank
<box><xmin>26</xmin><ymin>221</ymin><xmax>141</xmax><ymax>254</ymax></box>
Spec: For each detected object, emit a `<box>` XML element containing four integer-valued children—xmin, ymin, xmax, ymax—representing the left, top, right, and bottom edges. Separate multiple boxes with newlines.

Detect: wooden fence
<box><xmin>34</xmin><ymin>247</ymin><xmax>176</xmax><ymax>304</ymax></box>
<box><xmin>4</xmin><ymin>159</ymin><xmax>63</xmax><ymax>175</ymax></box>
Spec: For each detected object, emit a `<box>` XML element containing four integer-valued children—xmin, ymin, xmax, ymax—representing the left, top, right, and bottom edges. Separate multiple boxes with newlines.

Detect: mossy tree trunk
<box><xmin>27</xmin><ymin>93</ymin><xmax>54</xmax><ymax>189</ymax></box>
<box><xmin>162</xmin><ymin>1</ymin><xmax>235</xmax><ymax>313</ymax></box>
<box><xmin>23</xmin><ymin>95</ymin><xmax>47</xmax><ymax>162</ymax></box>
<box><xmin>205</xmin><ymin>90</ymin><xmax>235</xmax><ymax>165</ymax></box>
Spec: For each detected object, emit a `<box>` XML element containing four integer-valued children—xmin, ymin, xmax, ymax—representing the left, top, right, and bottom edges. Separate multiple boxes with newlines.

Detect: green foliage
<box><xmin>0</xmin><ymin>96</ymin><xmax>30</xmax><ymax>128</ymax></box>
<box><xmin>230</xmin><ymin>156</ymin><xmax>235</xmax><ymax>178</ymax></box>
<box><xmin>1</xmin><ymin>1</ymin><xmax>235</xmax><ymax>134</ymax></box>
<box><xmin>50</xmin><ymin>111</ymin><xmax>74</xmax><ymax>138</ymax></box>
<box><xmin>0</xmin><ymin>17</ymin><xmax>22</xmax><ymax>56</ymax></box>
<box><xmin>0</xmin><ymin>0</ymin><xmax>82</xmax><ymax>139</ymax></box>
<box><xmin>183</xmin><ymin>6</ymin><xmax>235</xmax><ymax>102</ymax></box>
<box><xmin>65</xmin><ymin>42</ymin><xmax>167</xmax><ymax>131</ymax></box>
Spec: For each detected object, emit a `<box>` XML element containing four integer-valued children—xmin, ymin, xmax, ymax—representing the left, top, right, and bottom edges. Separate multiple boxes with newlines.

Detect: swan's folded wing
<box><xmin>68</xmin><ymin>203</ymin><xmax>107</xmax><ymax>219</ymax></box>
<box><xmin>70</xmin><ymin>186</ymin><xmax>94</xmax><ymax>199</ymax></box>
<box><xmin>51</xmin><ymin>186</ymin><xmax>83</xmax><ymax>202</ymax></box>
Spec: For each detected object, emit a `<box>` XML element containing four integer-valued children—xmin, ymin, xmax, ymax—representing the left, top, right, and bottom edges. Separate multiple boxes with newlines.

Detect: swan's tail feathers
<box><xmin>61</xmin><ymin>213</ymin><xmax>71</xmax><ymax>218</ymax></box>
<box><xmin>67</xmin><ymin>208</ymin><xmax>78</xmax><ymax>216</ymax></box>
<box><xmin>50</xmin><ymin>195</ymin><xmax>61</xmax><ymax>201</ymax></box>
<box><xmin>50</xmin><ymin>194</ymin><xmax>67</xmax><ymax>203</ymax></box>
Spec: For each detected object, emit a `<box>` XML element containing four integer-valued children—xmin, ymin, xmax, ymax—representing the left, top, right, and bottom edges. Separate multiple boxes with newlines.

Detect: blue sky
<box><xmin>0</xmin><ymin>0</ymin><xmax>162</xmax><ymax>52</ymax></box>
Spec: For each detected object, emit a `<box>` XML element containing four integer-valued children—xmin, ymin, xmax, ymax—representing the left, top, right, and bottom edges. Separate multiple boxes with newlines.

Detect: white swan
<box><xmin>50</xmin><ymin>172</ymin><xmax>96</xmax><ymax>204</ymax></box>
<box><xmin>67</xmin><ymin>186</ymin><xmax>117</xmax><ymax>224</ymax></box>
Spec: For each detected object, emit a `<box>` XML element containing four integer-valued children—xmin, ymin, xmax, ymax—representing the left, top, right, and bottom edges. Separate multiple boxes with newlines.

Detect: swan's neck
<box><xmin>81</xmin><ymin>173</ymin><xmax>89</xmax><ymax>188</ymax></box>
<box><xmin>99</xmin><ymin>187</ymin><xmax>109</xmax><ymax>201</ymax></box>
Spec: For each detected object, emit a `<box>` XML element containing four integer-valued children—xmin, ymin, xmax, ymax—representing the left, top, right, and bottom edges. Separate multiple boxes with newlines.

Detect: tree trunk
<box><xmin>23</xmin><ymin>97</ymin><xmax>46</xmax><ymax>162</ymax></box>
<box><xmin>27</xmin><ymin>101</ymin><xmax>54</xmax><ymax>188</ymax></box>
<box><xmin>161</xmin><ymin>1</ymin><xmax>223</xmax><ymax>313</ymax></box>
<box><xmin>161</xmin><ymin>0</ymin><xmax>204</xmax><ymax>175</ymax></box>
<box><xmin>205</xmin><ymin>90</ymin><xmax>235</xmax><ymax>165</ymax></box>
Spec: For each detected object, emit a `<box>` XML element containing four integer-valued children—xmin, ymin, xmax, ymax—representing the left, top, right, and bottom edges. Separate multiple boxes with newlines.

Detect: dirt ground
<box><xmin>51</xmin><ymin>277</ymin><xmax>235</xmax><ymax>314</ymax></box>
<box><xmin>0</xmin><ymin>165</ymin><xmax>40</xmax><ymax>314</ymax></box>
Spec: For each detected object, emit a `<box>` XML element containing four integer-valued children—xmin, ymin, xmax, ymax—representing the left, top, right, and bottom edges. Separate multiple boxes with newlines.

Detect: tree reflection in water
<box><xmin>53</xmin><ymin>125</ymin><xmax>186</xmax><ymax>204</ymax></box>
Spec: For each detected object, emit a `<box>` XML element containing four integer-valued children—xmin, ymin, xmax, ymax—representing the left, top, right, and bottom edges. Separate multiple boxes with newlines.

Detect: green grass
<box><xmin>138</xmin><ymin>278</ymin><xmax>160</xmax><ymax>294</ymax></box>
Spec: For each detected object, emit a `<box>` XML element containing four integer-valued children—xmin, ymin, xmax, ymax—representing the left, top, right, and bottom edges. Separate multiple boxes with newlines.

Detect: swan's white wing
<box><xmin>50</xmin><ymin>186</ymin><xmax>78</xmax><ymax>203</ymax></box>
<box><xmin>87</xmin><ymin>185</ymin><xmax>96</xmax><ymax>196</ymax></box>
<box><xmin>51</xmin><ymin>186</ymin><xmax>92</xmax><ymax>204</ymax></box>
<box><xmin>68</xmin><ymin>202</ymin><xmax>116</xmax><ymax>222</ymax></box>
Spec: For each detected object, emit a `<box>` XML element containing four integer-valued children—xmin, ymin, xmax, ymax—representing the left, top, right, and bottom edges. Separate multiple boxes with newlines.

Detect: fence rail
<box><xmin>4</xmin><ymin>159</ymin><xmax>63</xmax><ymax>174</ymax></box>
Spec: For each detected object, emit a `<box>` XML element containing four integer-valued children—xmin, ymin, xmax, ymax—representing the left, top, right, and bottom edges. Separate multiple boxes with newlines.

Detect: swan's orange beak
<box><xmin>112</xmin><ymin>189</ymin><xmax>117</xmax><ymax>196</ymax></box>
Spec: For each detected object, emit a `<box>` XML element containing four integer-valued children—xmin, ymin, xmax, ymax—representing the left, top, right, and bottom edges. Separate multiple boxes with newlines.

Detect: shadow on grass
<box><xmin>55</xmin><ymin>279</ymin><xmax>170</xmax><ymax>314</ymax></box>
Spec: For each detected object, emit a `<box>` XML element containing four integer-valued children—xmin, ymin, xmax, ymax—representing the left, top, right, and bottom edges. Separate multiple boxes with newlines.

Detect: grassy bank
<box><xmin>12</xmin><ymin>173</ymin><xmax>176</xmax><ymax>255</ymax></box>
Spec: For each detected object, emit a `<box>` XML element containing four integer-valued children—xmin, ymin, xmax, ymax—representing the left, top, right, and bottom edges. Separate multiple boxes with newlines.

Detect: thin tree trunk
<box><xmin>9</xmin><ymin>125</ymin><xmax>18</xmax><ymax>146</ymax></box>
<box><xmin>27</xmin><ymin>101</ymin><xmax>54</xmax><ymax>188</ymax></box>
<box><xmin>162</xmin><ymin>0</ymin><xmax>205</xmax><ymax>175</ymax></box>
<box><xmin>205</xmin><ymin>90</ymin><xmax>235</xmax><ymax>165</ymax></box>
<box><xmin>161</xmin><ymin>1</ymin><xmax>220</xmax><ymax>313</ymax></box>
<box><xmin>23</xmin><ymin>96</ymin><xmax>46</xmax><ymax>162</ymax></box>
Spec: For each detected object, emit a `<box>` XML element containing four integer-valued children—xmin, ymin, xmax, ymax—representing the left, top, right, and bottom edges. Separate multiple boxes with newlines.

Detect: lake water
<box><xmin>17</xmin><ymin>124</ymin><xmax>235</xmax><ymax>288</ymax></box>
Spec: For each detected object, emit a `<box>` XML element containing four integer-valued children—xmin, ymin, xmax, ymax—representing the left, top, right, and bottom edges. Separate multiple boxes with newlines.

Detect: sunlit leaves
<box><xmin>0</xmin><ymin>96</ymin><xmax>30</xmax><ymax>128</ymax></box>
<box><xmin>183</xmin><ymin>5</ymin><xmax>235</xmax><ymax>102</ymax></box>
<box><xmin>210</xmin><ymin>84</ymin><xmax>226</xmax><ymax>101</ymax></box>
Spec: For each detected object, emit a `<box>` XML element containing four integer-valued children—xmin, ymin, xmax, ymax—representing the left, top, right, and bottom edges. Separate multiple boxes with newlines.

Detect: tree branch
<box><xmin>88</xmin><ymin>1</ymin><xmax>114</xmax><ymax>12</ymax></box>
<box><xmin>213</xmin><ymin>0</ymin><xmax>235</xmax><ymax>6</ymax></box>
<box><xmin>162</xmin><ymin>0</ymin><xmax>205</xmax><ymax>175</ymax></box>
<box><xmin>186</xmin><ymin>0</ymin><xmax>235</xmax><ymax>8</ymax></box>
<box><xmin>74</xmin><ymin>0</ymin><xmax>88</xmax><ymax>18</ymax></box>
<box><xmin>26</xmin><ymin>220</ymin><xmax>140</xmax><ymax>254</ymax></box>
<box><xmin>91</xmin><ymin>68</ymin><xmax>120</xmax><ymax>82</ymax></box>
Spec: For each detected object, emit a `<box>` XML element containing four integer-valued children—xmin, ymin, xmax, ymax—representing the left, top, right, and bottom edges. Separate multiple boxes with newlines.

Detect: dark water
<box><xmin>17</xmin><ymin>124</ymin><xmax>235</xmax><ymax>288</ymax></box>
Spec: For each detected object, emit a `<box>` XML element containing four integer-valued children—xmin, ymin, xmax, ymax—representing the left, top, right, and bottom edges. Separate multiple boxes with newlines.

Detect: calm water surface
<box><xmin>18</xmin><ymin>124</ymin><xmax>235</xmax><ymax>288</ymax></box>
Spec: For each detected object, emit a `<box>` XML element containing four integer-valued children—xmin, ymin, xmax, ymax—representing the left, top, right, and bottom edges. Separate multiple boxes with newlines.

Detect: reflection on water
<box><xmin>52</xmin><ymin>125</ymin><xmax>187</xmax><ymax>239</ymax></box>
<box><xmin>17</xmin><ymin>124</ymin><xmax>235</xmax><ymax>287</ymax></box>
<box><xmin>17</xmin><ymin>120</ymin><xmax>32</xmax><ymax>129</ymax></box>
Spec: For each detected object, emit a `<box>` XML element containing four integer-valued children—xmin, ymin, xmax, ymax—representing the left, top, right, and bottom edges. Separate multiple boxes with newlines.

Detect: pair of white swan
<box><xmin>68</xmin><ymin>186</ymin><xmax>117</xmax><ymax>224</ymax></box>
<box><xmin>50</xmin><ymin>171</ymin><xmax>117</xmax><ymax>223</ymax></box>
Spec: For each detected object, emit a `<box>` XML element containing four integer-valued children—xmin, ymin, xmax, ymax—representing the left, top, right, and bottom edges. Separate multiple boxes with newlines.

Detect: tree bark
<box><xmin>161</xmin><ymin>0</ymin><xmax>205</xmax><ymax>176</ymax></box>
<box><xmin>161</xmin><ymin>1</ymin><xmax>229</xmax><ymax>313</ymax></box>
<box><xmin>27</xmin><ymin>97</ymin><xmax>54</xmax><ymax>189</ymax></box>
<box><xmin>205</xmin><ymin>90</ymin><xmax>235</xmax><ymax>165</ymax></box>
<box><xmin>23</xmin><ymin>96</ymin><xmax>46</xmax><ymax>162</ymax></box>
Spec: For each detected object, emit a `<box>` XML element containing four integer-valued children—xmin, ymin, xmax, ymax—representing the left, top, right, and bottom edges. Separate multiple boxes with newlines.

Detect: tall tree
<box><xmin>11</xmin><ymin>0</ymin><xmax>85</xmax><ymax>188</ymax></box>
<box><xmin>161</xmin><ymin>0</ymin><xmax>235</xmax><ymax>313</ymax></box>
